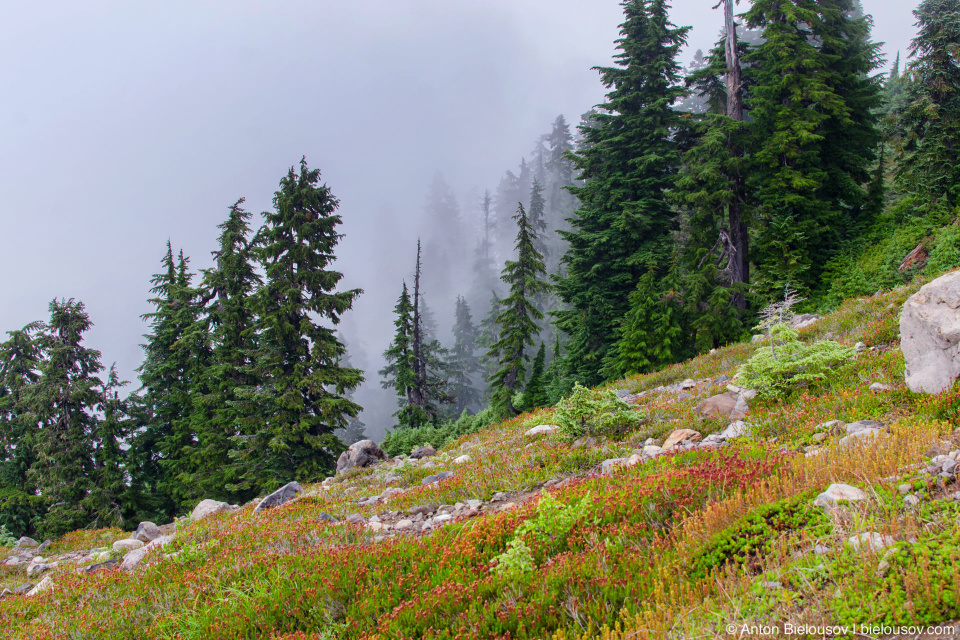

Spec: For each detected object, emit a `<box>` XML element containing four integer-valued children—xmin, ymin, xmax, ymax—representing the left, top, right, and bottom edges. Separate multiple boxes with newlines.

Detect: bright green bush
<box><xmin>737</xmin><ymin>324</ymin><xmax>855</xmax><ymax>399</ymax></box>
<box><xmin>553</xmin><ymin>383</ymin><xmax>645</xmax><ymax>439</ymax></box>
<box><xmin>381</xmin><ymin>409</ymin><xmax>495</xmax><ymax>457</ymax></box>
<box><xmin>0</xmin><ymin>524</ymin><xmax>17</xmax><ymax>547</ymax></box>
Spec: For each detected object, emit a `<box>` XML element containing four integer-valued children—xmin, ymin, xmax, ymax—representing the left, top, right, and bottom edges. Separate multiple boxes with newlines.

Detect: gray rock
<box><xmin>120</xmin><ymin>535</ymin><xmax>175</xmax><ymax>571</ymax></box>
<box><xmin>814</xmin><ymin>483</ymin><xmax>868</xmax><ymax>509</ymax></box>
<box><xmin>869</xmin><ymin>382</ymin><xmax>892</xmax><ymax>392</ymax></box>
<box><xmin>942</xmin><ymin>458</ymin><xmax>958</xmax><ymax>476</ymax></box>
<box><xmin>336</xmin><ymin>439</ymin><xmax>387</xmax><ymax>474</ymax></box>
<box><xmin>855</xmin><ymin>342</ymin><xmax>868</xmax><ymax>353</ymax></box>
<box><xmin>134</xmin><ymin>521</ymin><xmax>163</xmax><ymax>543</ymax></box>
<box><xmin>615</xmin><ymin>389</ymin><xmax>632</xmax><ymax>398</ymax></box>
<box><xmin>848</xmin><ymin>532</ymin><xmax>894</xmax><ymax>553</ymax></box>
<box><xmin>26</xmin><ymin>576</ymin><xmax>53</xmax><ymax>597</ymax></box>
<box><xmin>838</xmin><ymin>428</ymin><xmax>882</xmax><ymax>446</ymax></box>
<box><xmin>422</xmin><ymin>471</ymin><xmax>454</xmax><ymax>485</ymax></box>
<box><xmin>901</xmin><ymin>270</ymin><xmax>960</xmax><ymax>393</ymax></box>
<box><xmin>721</xmin><ymin>420</ymin><xmax>750</xmax><ymax>439</ymax></box>
<box><xmin>713</xmin><ymin>374</ymin><xmax>731</xmax><ymax>385</ymax></box>
<box><xmin>26</xmin><ymin>562</ymin><xmax>54</xmax><ymax>578</ymax></box>
<box><xmin>410</xmin><ymin>445</ymin><xmax>437</xmax><ymax>460</ymax></box>
<box><xmin>112</xmin><ymin>539</ymin><xmax>144</xmax><ymax>553</ymax></box>
<box><xmin>904</xmin><ymin>494</ymin><xmax>921</xmax><ymax>507</ymax></box>
<box><xmin>37</xmin><ymin>540</ymin><xmax>51</xmax><ymax>553</ymax></box>
<box><xmin>792</xmin><ymin>314</ymin><xmax>820</xmax><ymax>330</ymax></box>
<box><xmin>898</xmin><ymin>483</ymin><xmax>912</xmax><ymax>495</ymax></box>
<box><xmin>845</xmin><ymin>420</ymin><xmax>884</xmax><ymax>433</ymax></box>
<box><xmin>600</xmin><ymin>458</ymin><xmax>628</xmax><ymax>474</ymax></box>
<box><xmin>491</xmin><ymin>492</ymin><xmax>510</xmax><ymax>502</ymax></box>
<box><xmin>524</xmin><ymin>424</ymin><xmax>558</xmax><ymax>437</ymax></box>
<box><xmin>15</xmin><ymin>537</ymin><xmax>38</xmax><ymax>549</ymax></box>
<box><xmin>318</xmin><ymin>512</ymin><xmax>338</xmax><ymax>523</ymax></box>
<box><xmin>191</xmin><ymin>499</ymin><xmax>238</xmax><ymax>521</ymax></box>
<box><xmin>662</xmin><ymin>429</ymin><xmax>702</xmax><ymax>449</ymax></box>
<box><xmin>83</xmin><ymin>557</ymin><xmax>121</xmax><ymax>574</ymax></box>
<box><xmin>453</xmin><ymin>454</ymin><xmax>471</xmax><ymax>464</ymax></box>
<box><xmin>0</xmin><ymin>588</ymin><xmax>11</xmax><ymax>599</ymax></box>
<box><xmin>677</xmin><ymin>393</ymin><xmax>693</xmax><ymax>400</ymax></box>
<box><xmin>252</xmin><ymin>481</ymin><xmax>303</xmax><ymax>515</ymax></box>
<box><xmin>345</xmin><ymin>513</ymin><xmax>365</xmax><ymax>524</ymax></box>
<box><xmin>12</xmin><ymin>583</ymin><xmax>33</xmax><ymax>595</ymax></box>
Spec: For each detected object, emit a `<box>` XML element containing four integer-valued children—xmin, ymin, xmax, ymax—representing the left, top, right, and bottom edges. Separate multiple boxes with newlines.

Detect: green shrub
<box><xmin>495</xmin><ymin>492</ymin><xmax>596</xmax><ymax>577</ymax></box>
<box><xmin>924</xmin><ymin>220</ymin><xmax>960</xmax><ymax>276</ymax></box>
<box><xmin>553</xmin><ymin>383</ymin><xmax>645</xmax><ymax>440</ymax></box>
<box><xmin>0</xmin><ymin>524</ymin><xmax>17</xmax><ymax>547</ymax></box>
<box><xmin>689</xmin><ymin>492</ymin><xmax>832</xmax><ymax>580</ymax></box>
<box><xmin>381</xmin><ymin>409</ymin><xmax>495</xmax><ymax>457</ymax></box>
<box><xmin>737</xmin><ymin>324</ymin><xmax>855</xmax><ymax>399</ymax></box>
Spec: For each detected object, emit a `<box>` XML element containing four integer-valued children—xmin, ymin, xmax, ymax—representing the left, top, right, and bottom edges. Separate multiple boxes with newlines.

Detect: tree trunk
<box><xmin>724</xmin><ymin>0</ymin><xmax>749</xmax><ymax>310</ymax></box>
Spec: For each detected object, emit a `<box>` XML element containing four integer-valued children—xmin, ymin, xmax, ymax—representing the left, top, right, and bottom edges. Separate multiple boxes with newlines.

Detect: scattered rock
<box><xmin>410</xmin><ymin>445</ymin><xmax>437</xmax><ymax>459</ymax></box>
<box><xmin>854</xmin><ymin>342</ymin><xmax>868</xmax><ymax>353</ymax></box>
<box><xmin>680</xmin><ymin>379</ymin><xmax>696</xmax><ymax>390</ymax></box>
<box><xmin>811</xmin><ymin>433</ymin><xmax>827</xmax><ymax>443</ymax></box>
<box><xmin>572</xmin><ymin>436</ymin><xmax>598</xmax><ymax>448</ymax></box>
<box><xmin>26</xmin><ymin>576</ymin><xmax>53</xmax><ymax>597</ymax></box>
<box><xmin>848</xmin><ymin>532</ymin><xmax>894</xmax><ymax>553</ymax></box>
<box><xmin>336</xmin><ymin>439</ymin><xmax>388</xmax><ymax>474</ymax></box>
<box><xmin>869</xmin><ymin>382</ymin><xmax>892</xmax><ymax>392</ymax></box>
<box><xmin>26</xmin><ymin>562</ymin><xmax>55</xmax><ymax>578</ymax></box>
<box><xmin>394</xmin><ymin>519</ymin><xmax>415</xmax><ymax>530</ymax></box>
<box><xmin>838</xmin><ymin>428</ymin><xmax>883</xmax><ymax>446</ymax></box>
<box><xmin>900</xmin><ymin>270</ymin><xmax>960</xmax><ymax>393</ymax></box>
<box><xmin>191</xmin><ymin>499</ymin><xmax>239</xmax><ymax>521</ymax></box>
<box><xmin>903</xmin><ymin>494</ymin><xmax>921</xmax><ymax>507</ymax></box>
<box><xmin>253</xmin><ymin>481</ymin><xmax>304</xmax><ymax>515</ymax></box>
<box><xmin>898</xmin><ymin>483</ymin><xmax>912</xmax><ymax>495</ymax></box>
<box><xmin>37</xmin><ymin>540</ymin><xmax>51</xmax><ymax>553</ymax></box>
<box><xmin>112</xmin><ymin>539</ymin><xmax>144</xmax><ymax>553</ymax></box>
<box><xmin>454</xmin><ymin>454</ymin><xmax>471</xmax><ymax>464</ymax></box>
<box><xmin>642</xmin><ymin>445</ymin><xmax>664</xmax><ymax>458</ymax></box>
<box><xmin>792</xmin><ymin>314</ymin><xmax>820</xmax><ymax>330</ymax></box>
<box><xmin>15</xmin><ymin>537</ymin><xmax>38</xmax><ymax>549</ymax></box>
<box><xmin>813</xmin><ymin>483</ymin><xmax>868</xmax><ymax>509</ymax></box>
<box><xmin>713</xmin><ymin>374</ymin><xmax>731</xmax><ymax>385</ymax></box>
<box><xmin>600</xmin><ymin>458</ymin><xmax>628</xmax><ymax>475</ymax></box>
<box><xmin>318</xmin><ymin>512</ymin><xmax>338</xmax><ymax>523</ymax></box>
<box><xmin>662</xmin><ymin>429</ymin><xmax>702</xmax><ymax>450</ymax></box>
<box><xmin>422</xmin><ymin>471</ymin><xmax>454</xmax><ymax>486</ymax></box>
<box><xmin>83</xmin><ymin>557</ymin><xmax>121</xmax><ymax>574</ymax></box>
<box><xmin>525</xmin><ymin>424</ymin><xmax>558</xmax><ymax>437</ymax></box>
<box><xmin>12</xmin><ymin>583</ymin><xmax>33</xmax><ymax>595</ymax></box>
<box><xmin>134</xmin><ymin>521</ymin><xmax>163</xmax><ymax>543</ymax></box>
<box><xmin>0</xmin><ymin>588</ymin><xmax>11</xmax><ymax>599</ymax></box>
<box><xmin>720</xmin><ymin>420</ymin><xmax>750</xmax><ymax>439</ymax></box>
<box><xmin>120</xmin><ymin>535</ymin><xmax>175</xmax><ymax>571</ymax></box>
<box><xmin>345</xmin><ymin>513</ymin><xmax>365</xmax><ymax>524</ymax></box>
<box><xmin>696</xmin><ymin>392</ymin><xmax>739</xmax><ymax>418</ymax></box>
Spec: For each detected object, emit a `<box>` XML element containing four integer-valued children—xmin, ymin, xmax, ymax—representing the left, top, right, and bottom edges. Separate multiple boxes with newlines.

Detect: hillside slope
<box><xmin>2</xmin><ymin>279</ymin><xmax>960</xmax><ymax>639</ymax></box>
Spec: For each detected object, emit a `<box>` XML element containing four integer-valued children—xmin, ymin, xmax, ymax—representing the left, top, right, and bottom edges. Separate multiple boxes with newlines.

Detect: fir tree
<box><xmin>895</xmin><ymin>0</ymin><xmax>960</xmax><ymax>210</ymax></box>
<box><xmin>29</xmin><ymin>299</ymin><xmax>103</xmax><ymax>537</ymax></box>
<box><xmin>449</xmin><ymin>296</ymin><xmax>481</xmax><ymax>415</ymax></box>
<box><xmin>488</xmin><ymin>203</ymin><xmax>550</xmax><ymax>417</ymax></box>
<box><xmin>379</xmin><ymin>282</ymin><xmax>427</xmax><ymax>428</ymax></box>
<box><xmin>520</xmin><ymin>342</ymin><xmax>549</xmax><ymax>412</ymax></box>
<box><xmin>83</xmin><ymin>365</ymin><xmax>129</xmax><ymax>529</ymax></box>
<box><xmin>555</xmin><ymin>0</ymin><xmax>689</xmax><ymax>386</ymax></box>
<box><xmin>251</xmin><ymin>158</ymin><xmax>363</xmax><ymax>488</ymax></box>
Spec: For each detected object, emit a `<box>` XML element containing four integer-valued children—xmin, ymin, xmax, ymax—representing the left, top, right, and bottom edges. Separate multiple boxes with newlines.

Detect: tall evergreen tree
<box><xmin>554</xmin><ymin>0</ymin><xmax>689</xmax><ymax>386</ymax></box>
<box><xmin>894</xmin><ymin>0</ymin><xmax>960</xmax><ymax>210</ymax></box>
<box><xmin>449</xmin><ymin>296</ymin><xmax>481</xmax><ymax>415</ymax></box>
<box><xmin>488</xmin><ymin>204</ymin><xmax>550</xmax><ymax>417</ymax></box>
<box><xmin>83</xmin><ymin>364</ymin><xmax>129</xmax><ymax>529</ymax></box>
<box><xmin>379</xmin><ymin>282</ymin><xmax>427</xmax><ymax>428</ymax></box>
<box><xmin>251</xmin><ymin>158</ymin><xmax>363</xmax><ymax>488</ymax></box>
<box><xmin>29</xmin><ymin>299</ymin><xmax>103</xmax><ymax>537</ymax></box>
<box><xmin>520</xmin><ymin>342</ymin><xmax>549</xmax><ymax>412</ymax></box>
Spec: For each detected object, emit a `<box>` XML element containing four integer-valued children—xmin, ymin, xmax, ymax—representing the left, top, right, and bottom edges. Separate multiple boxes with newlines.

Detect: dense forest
<box><xmin>2</xmin><ymin>0</ymin><xmax>958</xmax><ymax>539</ymax></box>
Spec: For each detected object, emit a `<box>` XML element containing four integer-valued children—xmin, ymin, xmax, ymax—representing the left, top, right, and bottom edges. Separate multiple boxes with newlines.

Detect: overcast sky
<box><xmin>0</xmin><ymin>0</ymin><xmax>916</xmax><ymax>433</ymax></box>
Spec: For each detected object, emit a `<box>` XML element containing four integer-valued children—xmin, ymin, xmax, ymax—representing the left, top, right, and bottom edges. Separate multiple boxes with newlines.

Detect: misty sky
<box><xmin>1</xmin><ymin>0</ymin><xmax>916</xmax><ymax>436</ymax></box>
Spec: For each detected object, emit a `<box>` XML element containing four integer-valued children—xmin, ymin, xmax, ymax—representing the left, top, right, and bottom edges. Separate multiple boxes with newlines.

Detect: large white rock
<box><xmin>335</xmin><ymin>439</ymin><xmax>387</xmax><ymax>474</ymax></box>
<box><xmin>813</xmin><ymin>483</ymin><xmax>868</xmax><ymax>509</ymax></box>
<box><xmin>112</xmin><ymin>539</ymin><xmax>144</xmax><ymax>553</ymax></box>
<box><xmin>191</xmin><ymin>499</ymin><xmax>238</xmax><ymax>521</ymax></box>
<box><xmin>524</xmin><ymin>424</ymin><xmax>558</xmax><ymax>437</ymax></box>
<box><xmin>120</xmin><ymin>535</ymin><xmax>175</xmax><ymax>571</ymax></box>
<box><xmin>901</xmin><ymin>270</ymin><xmax>960</xmax><ymax>393</ymax></box>
<box><xmin>26</xmin><ymin>575</ymin><xmax>53</xmax><ymax>597</ymax></box>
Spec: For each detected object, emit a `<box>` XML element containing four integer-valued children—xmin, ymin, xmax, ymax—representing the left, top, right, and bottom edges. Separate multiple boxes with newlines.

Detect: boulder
<box><xmin>83</xmin><ymin>557</ymin><xmax>121</xmax><ymax>574</ymax></box>
<box><xmin>112</xmin><ymin>539</ymin><xmax>144</xmax><ymax>553</ymax></box>
<box><xmin>848</xmin><ymin>532</ymin><xmax>894</xmax><ymax>554</ymax></box>
<box><xmin>813</xmin><ymin>483</ymin><xmax>868</xmax><ymax>509</ymax></box>
<box><xmin>336</xmin><ymin>439</ymin><xmax>387</xmax><ymax>474</ymax></box>
<box><xmin>134</xmin><ymin>521</ymin><xmax>163</xmax><ymax>543</ymax></box>
<box><xmin>191</xmin><ymin>499</ymin><xmax>238</xmax><ymax>521</ymax></box>
<box><xmin>120</xmin><ymin>535</ymin><xmax>175</xmax><ymax>571</ymax></box>
<box><xmin>410</xmin><ymin>445</ymin><xmax>437</xmax><ymax>459</ymax></box>
<box><xmin>720</xmin><ymin>420</ymin><xmax>750</xmax><ymax>439</ymax></box>
<box><xmin>12</xmin><ymin>583</ymin><xmax>33</xmax><ymax>595</ymax></box>
<box><xmin>662</xmin><ymin>429</ymin><xmax>702</xmax><ymax>450</ymax></box>
<box><xmin>26</xmin><ymin>562</ymin><xmax>55</xmax><ymax>578</ymax></box>
<box><xmin>792</xmin><ymin>314</ymin><xmax>820</xmax><ymax>330</ymax></box>
<box><xmin>25</xmin><ymin>576</ymin><xmax>53</xmax><ymax>597</ymax></box>
<box><xmin>525</xmin><ymin>424</ymin><xmax>558</xmax><ymax>437</ymax></box>
<box><xmin>900</xmin><ymin>270</ymin><xmax>960</xmax><ymax>393</ymax></box>
<box><xmin>600</xmin><ymin>458</ymin><xmax>628</xmax><ymax>475</ymax></box>
<box><xmin>453</xmin><ymin>454</ymin><xmax>471</xmax><ymax>464</ymax></box>
<box><xmin>252</xmin><ymin>481</ymin><xmax>303</xmax><ymax>515</ymax></box>
<box><xmin>317</xmin><ymin>512</ymin><xmax>338</xmax><ymax>523</ymax></box>
<box><xmin>422</xmin><ymin>470</ymin><xmax>454</xmax><ymax>485</ymax></box>
<box><xmin>15</xmin><ymin>537</ymin><xmax>38</xmax><ymax>549</ymax></box>
<box><xmin>696</xmin><ymin>392</ymin><xmax>739</xmax><ymax>419</ymax></box>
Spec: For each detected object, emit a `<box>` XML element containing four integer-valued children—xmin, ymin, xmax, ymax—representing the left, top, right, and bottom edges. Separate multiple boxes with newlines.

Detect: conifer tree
<box><xmin>470</xmin><ymin>190</ymin><xmax>500</xmax><ymax>314</ymax></box>
<box><xmin>476</xmin><ymin>291</ymin><xmax>502</xmax><ymax>400</ymax></box>
<box><xmin>29</xmin><ymin>299</ymin><xmax>103</xmax><ymax>537</ymax></box>
<box><xmin>449</xmin><ymin>296</ymin><xmax>481</xmax><ymax>415</ymax></box>
<box><xmin>555</xmin><ymin>0</ymin><xmax>689</xmax><ymax>386</ymax></box>
<box><xmin>83</xmin><ymin>365</ymin><xmax>129</xmax><ymax>529</ymax></box>
<box><xmin>251</xmin><ymin>158</ymin><xmax>363</xmax><ymax>488</ymax></box>
<box><xmin>379</xmin><ymin>282</ymin><xmax>427</xmax><ymax>428</ymax></box>
<box><xmin>488</xmin><ymin>203</ymin><xmax>549</xmax><ymax>417</ymax></box>
<box><xmin>520</xmin><ymin>342</ymin><xmax>549</xmax><ymax>412</ymax></box>
<box><xmin>187</xmin><ymin>199</ymin><xmax>262</xmax><ymax>503</ymax></box>
<box><xmin>895</xmin><ymin>0</ymin><xmax>960</xmax><ymax>210</ymax></box>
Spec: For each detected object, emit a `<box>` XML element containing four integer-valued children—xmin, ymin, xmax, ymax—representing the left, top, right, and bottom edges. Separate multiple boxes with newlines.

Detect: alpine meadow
<box><xmin>4</xmin><ymin>0</ymin><xmax>960</xmax><ymax>638</ymax></box>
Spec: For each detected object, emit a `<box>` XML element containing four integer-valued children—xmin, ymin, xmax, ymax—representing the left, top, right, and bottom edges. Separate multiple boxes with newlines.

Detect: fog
<box><xmin>0</xmin><ymin>0</ymin><xmax>916</xmax><ymax>440</ymax></box>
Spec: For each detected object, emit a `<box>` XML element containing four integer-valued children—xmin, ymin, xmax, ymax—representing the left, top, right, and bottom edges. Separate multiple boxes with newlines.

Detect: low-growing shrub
<box><xmin>553</xmin><ymin>384</ymin><xmax>645</xmax><ymax>439</ymax></box>
<box><xmin>381</xmin><ymin>409</ymin><xmax>495</xmax><ymax>457</ymax></box>
<box><xmin>0</xmin><ymin>524</ymin><xmax>16</xmax><ymax>547</ymax></box>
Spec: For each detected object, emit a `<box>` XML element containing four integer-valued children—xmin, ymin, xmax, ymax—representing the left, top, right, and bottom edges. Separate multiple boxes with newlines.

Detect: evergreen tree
<box><xmin>422</xmin><ymin>173</ymin><xmax>466</xmax><ymax>304</ymax></box>
<box><xmin>335</xmin><ymin>337</ymin><xmax>367</xmax><ymax>445</ymax></box>
<box><xmin>895</xmin><ymin>0</ymin><xmax>960</xmax><ymax>210</ymax></box>
<box><xmin>379</xmin><ymin>282</ymin><xmax>427</xmax><ymax>428</ymax></box>
<box><xmin>187</xmin><ymin>199</ymin><xmax>262</xmax><ymax>503</ymax></box>
<box><xmin>527</xmin><ymin>178</ymin><xmax>548</xmax><ymax>260</ymax></box>
<box><xmin>542</xmin><ymin>335</ymin><xmax>567</xmax><ymax>405</ymax></box>
<box><xmin>29</xmin><ymin>299</ymin><xmax>103</xmax><ymax>537</ymax></box>
<box><xmin>83</xmin><ymin>365</ymin><xmax>129</xmax><ymax>529</ymax></box>
<box><xmin>488</xmin><ymin>203</ymin><xmax>550</xmax><ymax>417</ymax></box>
<box><xmin>251</xmin><ymin>158</ymin><xmax>363</xmax><ymax>488</ymax></box>
<box><xmin>470</xmin><ymin>190</ymin><xmax>500</xmax><ymax>314</ymax></box>
<box><xmin>555</xmin><ymin>0</ymin><xmax>689</xmax><ymax>386</ymax></box>
<box><xmin>476</xmin><ymin>291</ymin><xmax>502</xmax><ymax>401</ymax></box>
<box><xmin>520</xmin><ymin>342</ymin><xmax>549</xmax><ymax>412</ymax></box>
<box><xmin>449</xmin><ymin>296</ymin><xmax>481</xmax><ymax>415</ymax></box>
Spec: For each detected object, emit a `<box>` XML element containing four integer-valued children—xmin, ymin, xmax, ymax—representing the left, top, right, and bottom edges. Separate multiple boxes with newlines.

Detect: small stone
<box><xmin>465</xmin><ymin>499</ymin><xmax>483</xmax><ymax>509</ymax></box>
<box><xmin>410</xmin><ymin>445</ymin><xmax>437</xmax><ymax>460</ymax></box>
<box><xmin>380</xmin><ymin>487</ymin><xmax>404</xmax><ymax>500</ymax></box>
<box><xmin>713</xmin><ymin>374</ymin><xmax>731</xmax><ymax>385</ymax></box>
<box><xmin>600</xmin><ymin>458</ymin><xmax>628</xmax><ymax>474</ymax></box>
<box><xmin>433</xmin><ymin>513</ymin><xmax>453</xmax><ymax>523</ymax></box>
<box><xmin>345</xmin><ymin>513</ymin><xmax>365</xmax><ymax>524</ymax></box>
<box><xmin>120</xmin><ymin>535</ymin><xmax>174</xmax><ymax>571</ymax></box>
<box><xmin>454</xmin><ymin>454</ymin><xmax>471</xmax><ymax>464</ymax></box>
<box><xmin>0</xmin><ymin>589</ymin><xmax>11</xmax><ymax>599</ymax></box>
<box><xmin>408</xmin><ymin>504</ymin><xmax>434</xmax><ymax>516</ymax></box>
<box><xmin>876</xmin><ymin>560</ymin><xmax>891</xmax><ymax>576</ymax></box>
<box><xmin>762</xmin><ymin>581</ymin><xmax>781</xmax><ymax>590</ymax></box>
<box><xmin>720</xmin><ymin>421</ymin><xmax>750</xmax><ymax>439</ymax></box>
<box><xmin>869</xmin><ymin>382</ymin><xmax>892</xmax><ymax>392</ymax></box>
<box><xmin>740</xmin><ymin>389</ymin><xmax>758</xmax><ymax>401</ymax></box>
<box><xmin>898</xmin><ymin>483</ymin><xmax>912</xmax><ymax>495</ymax></box>
<box><xmin>903</xmin><ymin>494</ymin><xmax>921</xmax><ymax>507</ymax></box>
<box><xmin>942</xmin><ymin>459</ymin><xmax>958</xmax><ymax>476</ymax></box>
<box><xmin>813</xmin><ymin>483</ymin><xmax>868</xmax><ymax>509</ymax></box>
<box><xmin>848</xmin><ymin>532</ymin><xmax>894</xmax><ymax>553</ymax></box>
<box><xmin>677</xmin><ymin>393</ymin><xmax>692</xmax><ymax>400</ymax></box>
<box><xmin>811</xmin><ymin>433</ymin><xmax>827</xmax><ymax>443</ymax></box>
<box><xmin>12</xmin><ymin>583</ymin><xmax>33</xmax><ymax>595</ymax></box>
<box><xmin>680</xmin><ymin>378</ymin><xmax>696</xmax><ymax>389</ymax></box>
<box><xmin>112</xmin><ymin>539</ymin><xmax>144</xmax><ymax>553</ymax></box>
<box><xmin>838</xmin><ymin>428</ymin><xmax>882</xmax><ymax>446</ymax></box>
<box><xmin>25</xmin><ymin>576</ymin><xmax>53</xmax><ymax>597</ymax></box>
<box><xmin>36</xmin><ymin>540</ymin><xmax>51</xmax><ymax>553</ymax></box>
<box><xmin>191</xmin><ymin>499</ymin><xmax>239</xmax><ymax>521</ymax></box>
<box><xmin>525</xmin><ymin>424</ymin><xmax>558</xmax><ymax>437</ymax></box>
<box><xmin>812</xmin><ymin>543</ymin><xmax>832</xmax><ymax>555</ymax></box>
<box><xmin>491</xmin><ymin>492</ymin><xmax>509</xmax><ymax>502</ymax></box>
<box><xmin>854</xmin><ymin>342</ymin><xmax>867</xmax><ymax>353</ymax></box>
<box><xmin>422</xmin><ymin>470</ymin><xmax>454</xmax><ymax>486</ymax></box>
<box><xmin>134</xmin><ymin>521</ymin><xmax>163</xmax><ymax>543</ymax></box>
<box><xmin>367</xmin><ymin>522</ymin><xmax>386</xmax><ymax>532</ymax></box>
<box><xmin>394</xmin><ymin>519</ymin><xmax>414</xmax><ymax>530</ymax></box>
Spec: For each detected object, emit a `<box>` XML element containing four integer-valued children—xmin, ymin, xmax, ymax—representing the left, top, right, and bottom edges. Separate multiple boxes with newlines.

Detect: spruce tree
<box><xmin>520</xmin><ymin>342</ymin><xmax>549</xmax><ymax>412</ymax></box>
<box><xmin>488</xmin><ymin>203</ymin><xmax>549</xmax><ymax>417</ymax></box>
<box><xmin>251</xmin><ymin>158</ymin><xmax>363</xmax><ymax>488</ymax></box>
<box><xmin>449</xmin><ymin>296</ymin><xmax>481</xmax><ymax>415</ymax></box>
<box><xmin>29</xmin><ymin>299</ymin><xmax>103</xmax><ymax>537</ymax></box>
<box><xmin>379</xmin><ymin>282</ymin><xmax>427</xmax><ymax>428</ymax></box>
<box><xmin>555</xmin><ymin>0</ymin><xmax>689</xmax><ymax>386</ymax></box>
<box><xmin>895</xmin><ymin>0</ymin><xmax>960</xmax><ymax>210</ymax></box>
<box><xmin>83</xmin><ymin>365</ymin><xmax>129</xmax><ymax>529</ymax></box>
